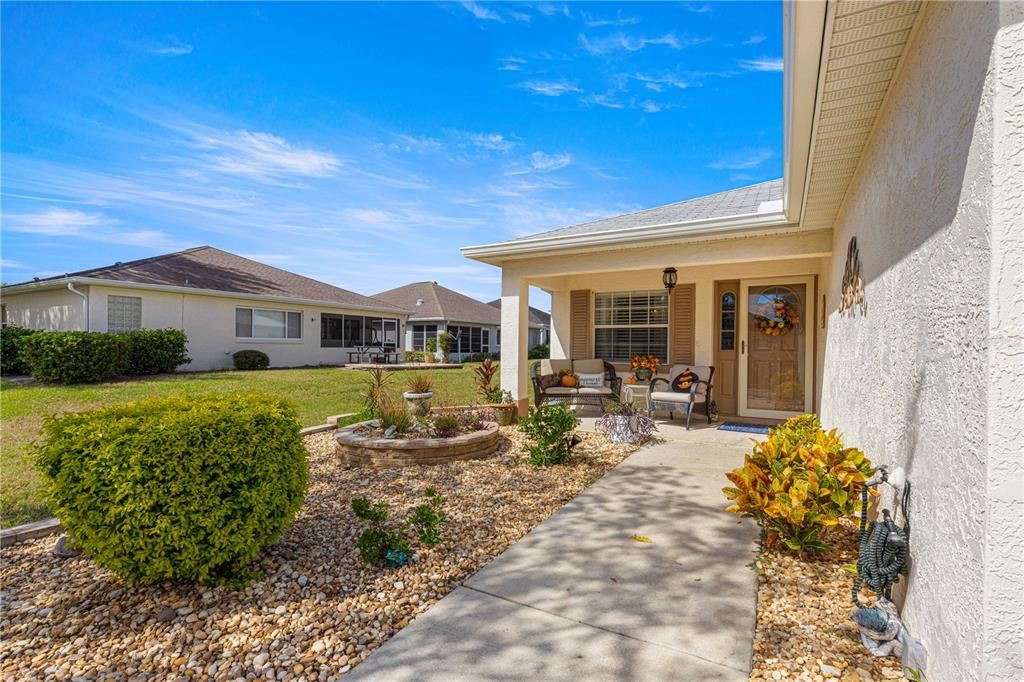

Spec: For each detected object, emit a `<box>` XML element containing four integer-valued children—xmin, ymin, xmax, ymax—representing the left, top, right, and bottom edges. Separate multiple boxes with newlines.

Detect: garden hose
<box><xmin>852</xmin><ymin>466</ymin><xmax>911</xmax><ymax>608</ymax></box>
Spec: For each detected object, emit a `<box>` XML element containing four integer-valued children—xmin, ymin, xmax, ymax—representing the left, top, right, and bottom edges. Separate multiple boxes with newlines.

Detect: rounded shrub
<box><xmin>233</xmin><ymin>349</ymin><xmax>270</xmax><ymax>370</ymax></box>
<box><xmin>21</xmin><ymin>331</ymin><xmax>128</xmax><ymax>384</ymax></box>
<box><xmin>36</xmin><ymin>393</ymin><xmax>309</xmax><ymax>585</ymax></box>
<box><xmin>121</xmin><ymin>329</ymin><xmax>191</xmax><ymax>375</ymax></box>
<box><xmin>1</xmin><ymin>325</ymin><xmax>37</xmax><ymax>375</ymax></box>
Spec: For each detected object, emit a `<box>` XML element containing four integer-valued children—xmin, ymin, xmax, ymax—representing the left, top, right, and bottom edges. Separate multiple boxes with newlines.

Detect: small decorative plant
<box><xmin>432</xmin><ymin>413</ymin><xmax>461</xmax><ymax>438</ymax></box>
<box><xmin>519</xmin><ymin>403</ymin><xmax>581</xmax><ymax>466</ymax></box>
<box><xmin>363</xmin><ymin>367</ymin><xmax>395</xmax><ymax>416</ymax></box>
<box><xmin>722</xmin><ymin>414</ymin><xmax>873</xmax><ymax>554</ymax></box>
<box><xmin>376</xmin><ymin>393</ymin><xmax>413</xmax><ymax>434</ymax></box>
<box><xmin>425</xmin><ymin>337</ymin><xmax>437</xmax><ymax>361</ymax></box>
<box><xmin>474</xmin><ymin>358</ymin><xmax>499</xmax><ymax>400</ymax></box>
<box><xmin>629</xmin><ymin>355</ymin><xmax>660</xmax><ymax>382</ymax></box>
<box><xmin>403</xmin><ymin>374</ymin><xmax>435</xmax><ymax>416</ymax></box>
<box><xmin>595</xmin><ymin>401</ymin><xmax>658</xmax><ymax>445</ymax></box>
<box><xmin>437</xmin><ymin>332</ymin><xmax>454</xmax><ymax>362</ymax></box>
<box><xmin>351</xmin><ymin>488</ymin><xmax>447</xmax><ymax>567</ymax></box>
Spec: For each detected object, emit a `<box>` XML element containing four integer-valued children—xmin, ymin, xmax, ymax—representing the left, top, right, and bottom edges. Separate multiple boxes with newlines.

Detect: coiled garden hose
<box><xmin>852</xmin><ymin>466</ymin><xmax>911</xmax><ymax>608</ymax></box>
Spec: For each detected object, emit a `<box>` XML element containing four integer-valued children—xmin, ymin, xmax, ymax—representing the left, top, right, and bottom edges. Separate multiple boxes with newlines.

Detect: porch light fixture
<box><xmin>662</xmin><ymin>267</ymin><xmax>678</xmax><ymax>292</ymax></box>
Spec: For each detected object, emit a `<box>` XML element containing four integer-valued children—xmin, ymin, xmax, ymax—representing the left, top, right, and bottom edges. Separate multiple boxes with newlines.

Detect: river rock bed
<box><xmin>0</xmin><ymin>428</ymin><xmax>637</xmax><ymax>680</ymax></box>
<box><xmin>749</xmin><ymin>521</ymin><xmax>906</xmax><ymax>682</ymax></box>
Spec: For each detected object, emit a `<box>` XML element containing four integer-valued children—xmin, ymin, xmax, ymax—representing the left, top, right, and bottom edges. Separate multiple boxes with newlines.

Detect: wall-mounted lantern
<box><xmin>662</xmin><ymin>267</ymin><xmax>678</xmax><ymax>292</ymax></box>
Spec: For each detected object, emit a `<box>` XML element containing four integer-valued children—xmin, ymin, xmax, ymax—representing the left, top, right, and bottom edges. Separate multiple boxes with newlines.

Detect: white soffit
<box><xmin>801</xmin><ymin>0</ymin><xmax>924</xmax><ymax>231</ymax></box>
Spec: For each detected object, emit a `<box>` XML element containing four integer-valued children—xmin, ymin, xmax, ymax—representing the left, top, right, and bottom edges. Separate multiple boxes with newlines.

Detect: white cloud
<box><xmin>193</xmin><ymin>129</ymin><xmax>341</xmax><ymax>181</ymax></box>
<box><xmin>738</xmin><ymin>57</ymin><xmax>784</xmax><ymax>72</ymax></box>
<box><xmin>585</xmin><ymin>93</ymin><xmax>626</xmax><ymax>109</ymax></box>
<box><xmin>638</xmin><ymin>100</ymin><xmax>662</xmax><ymax>113</ymax></box>
<box><xmin>529</xmin><ymin>151</ymin><xmax>572</xmax><ymax>172</ymax></box>
<box><xmin>730</xmin><ymin>173</ymin><xmax>755</xmax><ymax>182</ymax></box>
<box><xmin>1</xmin><ymin>259</ymin><xmax>26</xmax><ymax>270</ymax></box>
<box><xmin>4</xmin><ymin>207</ymin><xmax>186</xmax><ymax>250</ymax></box>
<box><xmin>632</xmin><ymin>72</ymin><xmax>694</xmax><ymax>91</ymax></box>
<box><xmin>517</xmin><ymin>79</ymin><xmax>581</xmax><ymax>97</ymax></box>
<box><xmin>469</xmin><ymin>132</ymin><xmax>514</xmax><ymax>152</ymax></box>
<box><xmin>537</xmin><ymin>3</ymin><xmax>570</xmax><ymax>17</ymax></box>
<box><xmin>460</xmin><ymin>1</ymin><xmax>501</xmax><ymax>21</ymax></box>
<box><xmin>708</xmin><ymin>149</ymin><xmax>773</xmax><ymax>170</ymax></box>
<box><xmin>578</xmin><ymin>32</ymin><xmax>711</xmax><ymax>55</ymax></box>
<box><xmin>498</xmin><ymin>56</ymin><xmax>527</xmax><ymax>72</ymax></box>
<box><xmin>383</xmin><ymin>134</ymin><xmax>443</xmax><ymax>153</ymax></box>
<box><xmin>582</xmin><ymin>11</ymin><xmax>639</xmax><ymax>27</ymax></box>
<box><xmin>743</xmin><ymin>34</ymin><xmax>766</xmax><ymax>45</ymax></box>
<box><xmin>146</xmin><ymin>36</ymin><xmax>193</xmax><ymax>56</ymax></box>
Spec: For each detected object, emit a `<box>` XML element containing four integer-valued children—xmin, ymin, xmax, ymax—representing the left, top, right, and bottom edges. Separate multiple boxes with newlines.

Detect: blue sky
<box><xmin>1</xmin><ymin>1</ymin><xmax>782</xmax><ymax>308</ymax></box>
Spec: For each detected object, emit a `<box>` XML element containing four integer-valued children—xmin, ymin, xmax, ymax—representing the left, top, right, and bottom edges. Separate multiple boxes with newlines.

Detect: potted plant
<box><xmin>474</xmin><ymin>358</ymin><xmax>516</xmax><ymax>426</ymax></box>
<box><xmin>630</xmin><ymin>354</ymin><xmax>661</xmax><ymax>383</ymax></box>
<box><xmin>403</xmin><ymin>374</ymin><xmax>434</xmax><ymax>417</ymax></box>
<box><xmin>437</xmin><ymin>332</ymin><xmax>454</xmax><ymax>363</ymax></box>
<box><xmin>595</xmin><ymin>401</ymin><xmax>658</xmax><ymax>445</ymax></box>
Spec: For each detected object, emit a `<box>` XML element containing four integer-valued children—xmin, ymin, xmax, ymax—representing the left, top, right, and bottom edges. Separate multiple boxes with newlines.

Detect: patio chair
<box><xmin>647</xmin><ymin>365</ymin><xmax>715</xmax><ymax>430</ymax></box>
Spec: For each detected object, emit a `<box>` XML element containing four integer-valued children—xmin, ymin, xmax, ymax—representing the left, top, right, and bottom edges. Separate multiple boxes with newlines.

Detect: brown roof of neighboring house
<box><xmin>9</xmin><ymin>246</ymin><xmax>409</xmax><ymax>313</ymax></box>
<box><xmin>372</xmin><ymin>282</ymin><xmax>501</xmax><ymax>325</ymax></box>
<box><xmin>487</xmin><ymin>299</ymin><xmax>551</xmax><ymax>327</ymax></box>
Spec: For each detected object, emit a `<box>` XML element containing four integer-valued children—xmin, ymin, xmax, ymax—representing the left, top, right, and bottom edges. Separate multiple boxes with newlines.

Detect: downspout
<box><xmin>67</xmin><ymin>282</ymin><xmax>89</xmax><ymax>331</ymax></box>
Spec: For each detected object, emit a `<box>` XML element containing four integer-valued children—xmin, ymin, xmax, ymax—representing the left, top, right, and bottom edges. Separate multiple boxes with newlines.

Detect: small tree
<box><xmin>425</xmin><ymin>337</ymin><xmax>437</xmax><ymax>362</ymax></box>
<box><xmin>437</xmin><ymin>332</ymin><xmax>455</xmax><ymax>362</ymax></box>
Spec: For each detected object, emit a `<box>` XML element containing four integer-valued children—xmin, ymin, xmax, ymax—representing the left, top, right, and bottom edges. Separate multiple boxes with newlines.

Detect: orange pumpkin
<box><xmin>561</xmin><ymin>373</ymin><xmax>578</xmax><ymax>388</ymax></box>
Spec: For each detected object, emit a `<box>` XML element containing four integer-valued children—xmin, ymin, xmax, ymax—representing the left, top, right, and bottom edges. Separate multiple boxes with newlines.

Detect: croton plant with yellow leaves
<box><xmin>722</xmin><ymin>414</ymin><xmax>874</xmax><ymax>553</ymax></box>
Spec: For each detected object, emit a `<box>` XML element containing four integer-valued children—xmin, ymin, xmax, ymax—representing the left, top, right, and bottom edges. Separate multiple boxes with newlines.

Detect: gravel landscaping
<box><xmin>749</xmin><ymin>520</ymin><xmax>905</xmax><ymax>682</ymax></box>
<box><xmin>0</xmin><ymin>427</ymin><xmax>637</xmax><ymax>680</ymax></box>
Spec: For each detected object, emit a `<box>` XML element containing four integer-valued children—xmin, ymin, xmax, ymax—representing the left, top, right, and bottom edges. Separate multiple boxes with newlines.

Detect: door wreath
<box><xmin>754</xmin><ymin>297</ymin><xmax>801</xmax><ymax>336</ymax></box>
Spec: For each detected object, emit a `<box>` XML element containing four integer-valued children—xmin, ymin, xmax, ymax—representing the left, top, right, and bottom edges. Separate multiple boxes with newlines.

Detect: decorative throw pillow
<box><xmin>672</xmin><ymin>369</ymin><xmax>699</xmax><ymax>393</ymax></box>
<box><xmin>538</xmin><ymin>373</ymin><xmax>561</xmax><ymax>390</ymax></box>
<box><xmin>577</xmin><ymin>372</ymin><xmax>604</xmax><ymax>388</ymax></box>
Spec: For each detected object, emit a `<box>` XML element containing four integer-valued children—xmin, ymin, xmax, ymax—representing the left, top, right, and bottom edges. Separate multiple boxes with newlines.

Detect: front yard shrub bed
<box><xmin>36</xmin><ymin>393</ymin><xmax>308</xmax><ymax>585</ymax></box>
<box><xmin>0</xmin><ymin>427</ymin><xmax>637</xmax><ymax>678</ymax></box>
<box><xmin>0</xmin><ymin>325</ymin><xmax>36</xmax><ymax>375</ymax></box>
<box><xmin>750</xmin><ymin>520</ymin><xmax>905</xmax><ymax>682</ymax></box>
<box><xmin>21</xmin><ymin>331</ymin><xmax>129</xmax><ymax>384</ymax></box>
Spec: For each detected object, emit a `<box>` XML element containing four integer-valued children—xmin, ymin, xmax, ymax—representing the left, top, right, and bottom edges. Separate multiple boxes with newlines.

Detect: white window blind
<box><xmin>593</xmin><ymin>290</ymin><xmax>668</xmax><ymax>362</ymax></box>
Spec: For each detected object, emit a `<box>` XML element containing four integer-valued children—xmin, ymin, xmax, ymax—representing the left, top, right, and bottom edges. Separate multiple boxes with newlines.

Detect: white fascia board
<box><xmin>1</xmin><ymin>277</ymin><xmax>411</xmax><ymax>317</ymax></box>
<box><xmin>461</xmin><ymin>210</ymin><xmax>793</xmax><ymax>263</ymax></box>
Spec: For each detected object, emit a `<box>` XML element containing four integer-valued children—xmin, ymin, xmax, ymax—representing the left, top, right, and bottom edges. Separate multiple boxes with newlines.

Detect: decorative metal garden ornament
<box><xmin>851</xmin><ymin>464</ymin><xmax>911</xmax><ymax>658</ymax></box>
<box><xmin>595</xmin><ymin>403</ymin><xmax>658</xmax><ymax>444</ymax></box>
<box><xmin>384</xmin><ymin>548</ymin><xmax>410</xmax><ymax>568</ymax></box>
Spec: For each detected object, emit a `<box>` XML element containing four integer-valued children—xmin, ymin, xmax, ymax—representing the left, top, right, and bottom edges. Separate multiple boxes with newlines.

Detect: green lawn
<box><xmin>0</xmin><ymin>365</ymin><xmax>483</xmax><ymax>528</ymax></box>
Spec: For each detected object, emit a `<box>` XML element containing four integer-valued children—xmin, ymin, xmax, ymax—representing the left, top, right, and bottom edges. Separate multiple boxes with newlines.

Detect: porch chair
<box><xmin>647</xmin><ymin>365</ymin><xmax>715</xmax><ymax>430</ymax></box>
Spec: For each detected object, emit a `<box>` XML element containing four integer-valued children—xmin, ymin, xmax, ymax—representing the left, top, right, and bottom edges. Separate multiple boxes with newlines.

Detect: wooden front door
<box><xmin>738</xmin><ymin>277</ymin><xmax>815</xmax><ymax>418</ymax></box>
<box><xmin>713</xmin><ymin>280</ymin><xmax>739</xmax><ymax>415</ymax></box>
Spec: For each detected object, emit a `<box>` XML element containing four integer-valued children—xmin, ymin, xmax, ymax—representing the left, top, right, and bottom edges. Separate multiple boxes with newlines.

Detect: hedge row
<box><xmin>4</xmin><ymin>327</ymin><xmax>190</xmax><ymax>384</ymax></box>
<box><xmin>37</xmin><ymin>392</ymin><xmax>308</xmax><ymax>585</ymax></box>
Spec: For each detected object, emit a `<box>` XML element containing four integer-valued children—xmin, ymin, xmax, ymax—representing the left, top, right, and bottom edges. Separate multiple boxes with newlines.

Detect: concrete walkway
<box><xmin>349</xmin><ymin>424</ymin><xmax>760</xmax><ymax>681</ymax></box>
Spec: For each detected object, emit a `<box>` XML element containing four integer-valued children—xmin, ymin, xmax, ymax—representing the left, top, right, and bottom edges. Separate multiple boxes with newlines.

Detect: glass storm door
<box><xmin>737</xmin><ymin>277</ymin><xmax>814</xmax><ymax>418</ymax></box>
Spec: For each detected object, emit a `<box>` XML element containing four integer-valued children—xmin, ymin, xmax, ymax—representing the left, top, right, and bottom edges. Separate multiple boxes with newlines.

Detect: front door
<box><xmin>714</xmin><ymin>280</ymin><xmax>739</xmax><ymax>415</ymax></box>
<box><xmin>738</xmin><ymin>276</ymin><xmax>815</xmax><ymax>418</ymax></box>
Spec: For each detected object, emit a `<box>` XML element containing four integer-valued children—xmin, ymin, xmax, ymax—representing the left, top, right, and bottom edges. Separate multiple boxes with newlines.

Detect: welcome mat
<box><xmin>718</xmin><ymin>422</ymin><xmax>771</xmax><ymax>435</ymax></box>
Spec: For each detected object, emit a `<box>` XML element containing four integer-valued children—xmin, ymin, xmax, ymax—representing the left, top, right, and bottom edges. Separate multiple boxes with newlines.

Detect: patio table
<box><xmin>621</xmin><ymin>382</ymin><xmax>652</xmax><ymax>410</ymax></box>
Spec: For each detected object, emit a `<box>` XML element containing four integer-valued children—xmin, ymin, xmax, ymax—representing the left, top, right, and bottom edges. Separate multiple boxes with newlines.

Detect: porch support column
<box><xmin>549</xmin><ymin>289</ymin><xmax>571</xmax><ymax>360</ymax></box>
<box><xmin>500</xmin><ymin>269</ymin><xmax>530</xmax><ymax>415</ymax></box>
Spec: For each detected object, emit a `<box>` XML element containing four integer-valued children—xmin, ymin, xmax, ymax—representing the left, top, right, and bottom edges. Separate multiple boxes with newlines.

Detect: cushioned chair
<box><xmin>647</xmin><ymin>365</ymin><xmax>715</xmax><ymax>430</ymax></box>
<box><xmin>531</xmin><ymin>358</ymin><xmax>621</xmax><ymax>412</ymax></box>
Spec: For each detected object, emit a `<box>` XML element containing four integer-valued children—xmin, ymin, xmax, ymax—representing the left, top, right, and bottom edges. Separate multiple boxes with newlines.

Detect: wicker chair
<box><xmin>531</xmin><ymin>359</ymin><xmax>622</xmax><ymax>412</ymax></box>
<box><xmin>647</xmin><ymin>365</ymin><xmax>715</xmax><ymax>430</ymax></box>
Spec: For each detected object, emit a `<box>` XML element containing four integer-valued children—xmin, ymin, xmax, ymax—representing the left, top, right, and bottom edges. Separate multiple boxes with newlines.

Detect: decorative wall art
<box><xmin>840</xmin><ymin>236</ymin><xmax>865</xmax><ymax>313</ymax></box>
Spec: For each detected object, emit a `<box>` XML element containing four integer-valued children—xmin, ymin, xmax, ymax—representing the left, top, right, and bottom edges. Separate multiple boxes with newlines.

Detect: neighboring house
<box><xmin>0</xmin><ymin>246</ymin><xmax>410</xmax><ymax>371</ymax></box>
<box><xmin>463</xmin><ymin>3</ymin><xmax>1023</xmax><ymax>681</ymax></box>
<box><xmin>371</xmin><ymin>282</ymin><xmax>501</xmax><ymax>361</ymax></box>
<box><xmin>487</xmin><ymin>299</ymin><xmax>550</xmax><ymax>350</ymax></box>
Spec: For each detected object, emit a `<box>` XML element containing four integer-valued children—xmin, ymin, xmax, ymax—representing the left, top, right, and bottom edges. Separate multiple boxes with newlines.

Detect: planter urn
<box><xmin>403</xmin><ymin>391</ymin><xmax>434</xmax><ymax>417</ymax></box>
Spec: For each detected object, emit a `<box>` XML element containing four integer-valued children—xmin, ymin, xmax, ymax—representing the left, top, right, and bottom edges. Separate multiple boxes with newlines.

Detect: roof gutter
<box><xmin>461</xmin><ymin>209</ymin><xmax>794</xmax><ymax>262</ymax></box>
<box><xmin>66</xmin><ymin>282</ymin><xmax>90</xmax><ymax>331</ymax></box>
<box><xmin>2</xmin><ymin>277</ymin><xmax>412</xmax><ymax>317</ymax></box>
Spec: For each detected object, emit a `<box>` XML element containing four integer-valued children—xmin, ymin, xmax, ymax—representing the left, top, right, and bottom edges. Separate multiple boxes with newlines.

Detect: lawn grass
<box><xmin>0</xmin><ymin>365</ymin><xmax>483</xmax><ymax>528</ymax></box>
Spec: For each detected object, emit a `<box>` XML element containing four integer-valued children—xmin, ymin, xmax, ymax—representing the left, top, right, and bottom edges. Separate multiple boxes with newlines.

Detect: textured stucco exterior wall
<box><xmin>2</xmin><ymin>286</ymin><xmax>86</xmax><ymax>331</ymax></box>
<box><xmin>820</xmin><ymin>3</ymin><xmax>1023</xmax><ymax>680</ymax></box>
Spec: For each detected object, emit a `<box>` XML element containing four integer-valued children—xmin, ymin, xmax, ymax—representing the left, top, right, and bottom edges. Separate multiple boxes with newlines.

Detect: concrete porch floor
<box><xmin>347</xmin><ymin>418</ymin><xmax>761</xmax><ymax>681</ymax></box>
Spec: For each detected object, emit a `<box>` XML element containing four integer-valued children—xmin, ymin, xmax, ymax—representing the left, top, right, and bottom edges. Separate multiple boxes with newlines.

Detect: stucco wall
<box><xmin>3</xmin><ymin>286</ymin><xmax>86</xmax><ymax>331</ymax></box>
<box><xmin>820</xmin><ymin>3</ymin><xmax>1023</xmax><ymax>680</ymax></box>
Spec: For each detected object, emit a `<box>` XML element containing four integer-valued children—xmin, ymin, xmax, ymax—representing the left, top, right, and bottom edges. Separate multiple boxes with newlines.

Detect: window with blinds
<box><xmin>593</xmin><ymin>290</ymin><xmax>668</xmax><ymax>362</ymax></box>
<box><xmin>235</xmin><ymin>307</ymin><xmax>302</xmax><ymax>339</ymax></box>
<box><xmin>107</xmin><ymin>295</ymin><xmax>142</xmax><ymax>333</ymax></box>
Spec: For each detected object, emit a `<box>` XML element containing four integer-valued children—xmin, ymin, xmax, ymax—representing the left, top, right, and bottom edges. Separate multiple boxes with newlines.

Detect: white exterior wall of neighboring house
<box><xmin>3</xmin><ymin>283</ymin><xmax>408</xmax><ymax>372</ymax></box>
<box><xmin>819</xmin><ymin>3</ymin><xmax>1023</xmax><ymax>680</ymax></box>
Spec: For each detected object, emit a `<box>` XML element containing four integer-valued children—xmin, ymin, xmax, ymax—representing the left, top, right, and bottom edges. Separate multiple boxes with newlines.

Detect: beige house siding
<box><xmin>5</xmin><ymin>284</ymin><xmax>407</xmax><ymax>372</ymax></box>
<box><xmin>819</xmin><ymin>3</ymin><xmax>1023</xmax><ymax>680</ymax></box>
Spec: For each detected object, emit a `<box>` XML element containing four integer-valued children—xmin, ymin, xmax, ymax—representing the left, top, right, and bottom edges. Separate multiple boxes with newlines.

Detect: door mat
<box><xmin>718</xmin><ymin>422</ymin><xmax>771</xmax><ymax>435</ymax></box>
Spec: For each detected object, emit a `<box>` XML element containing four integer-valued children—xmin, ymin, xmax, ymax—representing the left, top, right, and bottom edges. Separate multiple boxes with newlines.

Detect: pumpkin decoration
<box><xmin>754</xmin><ymin>297</ymin><xmax>801</xmax><ymax>337</ymax></box>
<box><xmin>558</xmin><ymin>369</ymin><xmax>578</xmax><ymax>388</ymax></box>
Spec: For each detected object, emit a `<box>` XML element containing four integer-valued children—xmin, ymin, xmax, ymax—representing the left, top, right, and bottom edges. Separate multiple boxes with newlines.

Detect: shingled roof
<box><xmin>372</xmin><ymin>282</ymin><xmax>501</xmax><ymax>326</ymax></box>
<box><xmin>487</xmin><ymin>299</ymin><xmax>551</xmax><ymax>327</ymax></box>
<box><xmin>512</xmin><ymin>178</ymin><xmax>783</xmax><ymax>242</ymax></box>
<box><xmin>8</xmin><ymin>246</ymin><xmax>409</xmax><ymax>313</ymax></box>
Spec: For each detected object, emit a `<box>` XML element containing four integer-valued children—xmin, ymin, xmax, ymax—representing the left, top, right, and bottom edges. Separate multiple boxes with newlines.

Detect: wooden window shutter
<box><xmin>569</xmin><ymin>290</ymin><xmax>591</xmax><ymax>360</ymax></box>
<box><xmin>670</xmin><ymin>283</ymin><xmax>695</xmax><ymax>365</ymax></box>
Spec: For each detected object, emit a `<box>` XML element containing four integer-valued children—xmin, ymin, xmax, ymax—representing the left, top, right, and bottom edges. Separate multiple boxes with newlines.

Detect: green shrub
<box><xmin>1</xmin><ymin>325</ymin><xmax>37</xmax><ymax>375</ymax></box>
<box><xmin>21</xmin><ymin>331</ymin><xmax>129</xmax><ymax>384</ymax></box>
<box><xmin>233</xmin><ymin>349</ymin><xmax>270</xmax><ymax>370</ymax></box>
<box><xmin>408</xmin><ymin>487</ymin><xmax>446</xmax><ymax>547</ymax></box>
<box><xmin>36</xmin><ymin>393</ymin><xmax>308</xmax><ymax>585</ymax></box>
<box><xmin>519</xmin><ymin>403</ymin><xmax>581</xmax><ymax>466</ymax></box>
<box><xmin>437</xmin><ymin>332</ymin><xmax>454</xmax><ymax>360</ymax></box>
<box><xmin>528</xmin><ymin>343</ymin><xmax>550</xmax><ymax>360</ymax></box>
<box><xmin>121</xmin><ymin>329</ymin><xmax>191</xmax><ymax>375</ymax></box>
<box><xmin>351</xmin><ymin>488</ymin><xmax>446</xmax><ymax>567</ymax></box>
<box><xmin>722</xmin><ymin>414</ymin><xmax>873</xmax><ymax>554</ymax></box>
